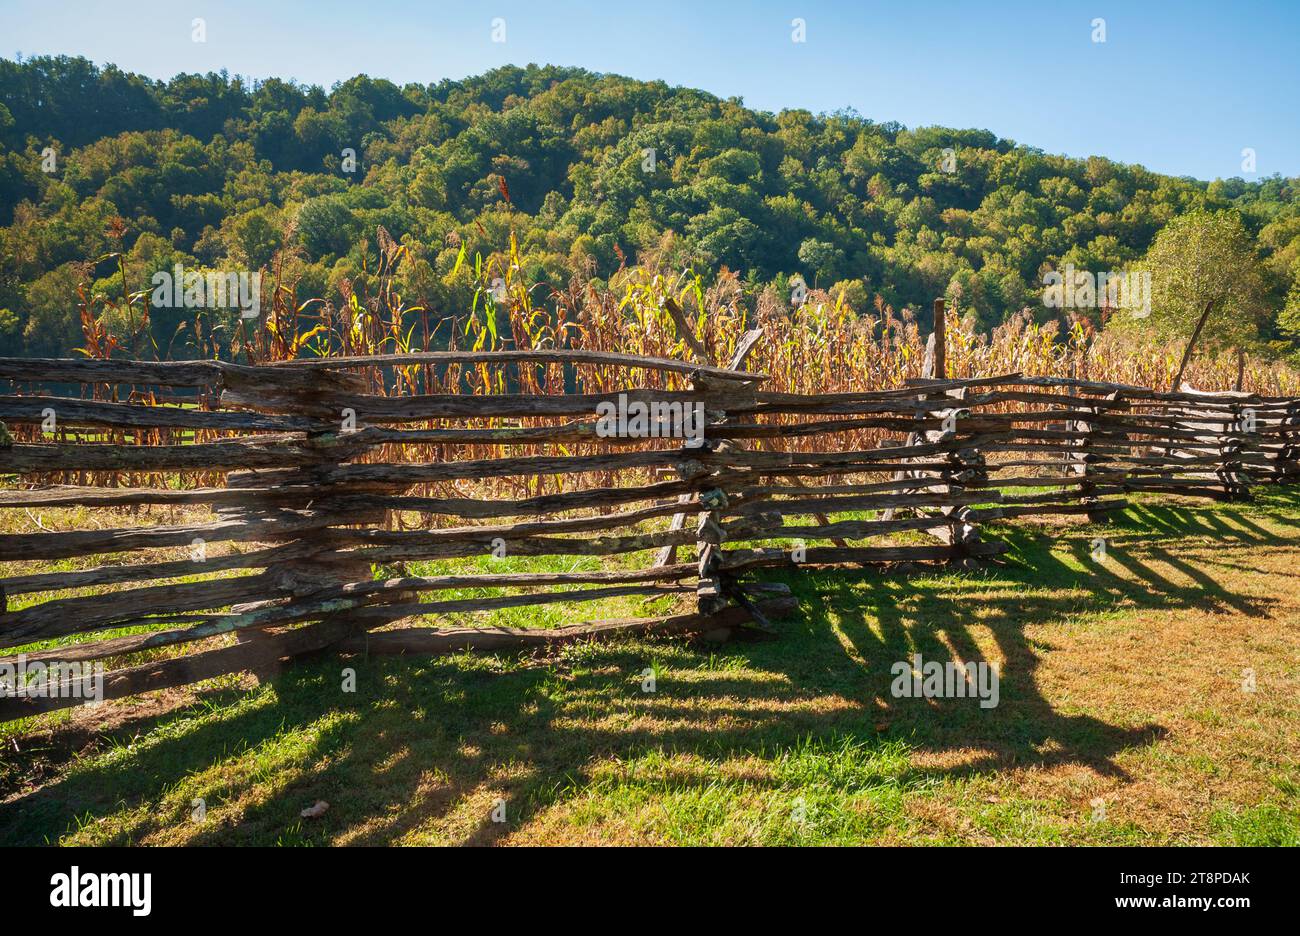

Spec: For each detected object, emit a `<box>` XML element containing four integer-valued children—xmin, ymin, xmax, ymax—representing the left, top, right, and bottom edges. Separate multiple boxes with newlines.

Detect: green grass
<box><xmin>1210</xmin><ymin>803</ymin><xmax>1300</xmax><ymax>846</ymax></box>
<box><xmin>394</xmin><ymin>552</ymin><xmax>681</xmax><ymax>628</ymax></box>
<box><xmin>2</xmin><ymin>489</ymin><xmax>1299</xmax><ymax>845</ymax></box>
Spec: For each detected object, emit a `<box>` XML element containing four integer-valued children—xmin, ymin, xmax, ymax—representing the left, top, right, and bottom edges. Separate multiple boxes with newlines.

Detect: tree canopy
<box><xmin>1</xmin><ymin>56</ymin><xmax>1298</xmax><ymax>358</ymax></box>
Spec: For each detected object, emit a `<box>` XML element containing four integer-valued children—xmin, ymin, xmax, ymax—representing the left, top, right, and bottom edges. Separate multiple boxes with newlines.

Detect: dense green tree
<box><xmin>0</xmin><ymin>56</ymin><xmax>1297</xmax><ymax>359</ymax></box>
<box><xmin>295</xmin><ymin>195</ymin><xmax>358</xmax><ymax>259</ymax></box>
<box><xmin>1139</xmin><ymin>210</ymin><xmax>1269</xmax><ymax>347</ymax></box>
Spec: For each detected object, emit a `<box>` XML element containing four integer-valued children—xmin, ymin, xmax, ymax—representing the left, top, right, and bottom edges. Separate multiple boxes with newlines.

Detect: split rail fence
<box><xmin>1</xmin><ymin>335</ymin><xmax>1298</xmax><ymax>721</ymax></box>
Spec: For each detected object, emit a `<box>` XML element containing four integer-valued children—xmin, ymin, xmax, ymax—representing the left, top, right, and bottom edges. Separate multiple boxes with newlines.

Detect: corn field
<box><xmin>10</xmin><ymin>230</ymin><xmax>1299</xmax><ymax>508</ymax></box>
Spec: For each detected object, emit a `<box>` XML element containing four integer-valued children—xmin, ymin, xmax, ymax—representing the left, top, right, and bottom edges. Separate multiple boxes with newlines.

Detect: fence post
<box><xmin>932</xmin><ymin>297</ymin><xmax>946</xmax><ymax>381</ymax></box>
<box><xmin>1070</xmin><ymin>388</ymin><xmax>1119</xmax><ymax>522</ymax></box>
<box><xmin>923</xmin><ymin>387</ymin><xmax>984</xmax><ymax>558</ymax></box>
<box><xmin>1277</xmin><ymin>400</ymin><xmax>1300</xmax><ymax>483</ymax></box>
<box><xmin>651</xmin><ymin>305</ymin><xmax>788</xmax><ymax>637</ymax></box>
<box><xmin>884</xmin><ymin>299</ymin><xmax>987</xmax><ymax>562</ymax></box>
<box><xmin>1221</xmin><ymin>400</ymin><xmax>1251</xmax><ymax>501</ymax></box>
<box><xmin>688</xmin><ymin>370</ymin><xmax>775</xmax><ymax>634</ymax></box>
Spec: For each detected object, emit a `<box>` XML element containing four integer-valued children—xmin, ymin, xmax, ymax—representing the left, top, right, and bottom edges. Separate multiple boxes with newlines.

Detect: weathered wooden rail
<box><xmin>1</xmin><ymin>340</ymin><xmax>1297</xmax><ymax>723</ymax></box>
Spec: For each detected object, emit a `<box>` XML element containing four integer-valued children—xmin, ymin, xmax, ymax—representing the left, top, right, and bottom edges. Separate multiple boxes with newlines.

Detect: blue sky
<box><xmin>2</xmin><ymin>0</ymin><xmax>1297</xmax><ymax>181</ymax></box>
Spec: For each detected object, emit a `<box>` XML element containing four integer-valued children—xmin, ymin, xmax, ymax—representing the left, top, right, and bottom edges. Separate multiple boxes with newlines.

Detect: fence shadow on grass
<box><xmin>3</xmin><ymin>495</ymin><xmax>1297</xmax><ymax>845</ymax></box>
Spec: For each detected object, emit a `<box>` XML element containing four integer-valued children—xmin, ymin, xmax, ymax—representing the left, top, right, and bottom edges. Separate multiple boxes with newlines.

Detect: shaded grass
<box><xmin>2</xmin><ymin>489</ymin><xmax>1299</xmax><ymax>845</ymax></box>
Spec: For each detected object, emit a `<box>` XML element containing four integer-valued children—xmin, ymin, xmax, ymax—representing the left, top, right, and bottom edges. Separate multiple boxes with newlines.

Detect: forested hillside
<box><xmin>2</xmin><ymin>55</ymin><xmax>1299</xmax><ymax>359</ymax></box>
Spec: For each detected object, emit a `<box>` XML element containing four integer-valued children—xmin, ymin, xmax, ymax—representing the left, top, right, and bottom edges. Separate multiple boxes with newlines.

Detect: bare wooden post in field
<box><xmin>932</xmin><ymin>297</ymin><xmax>946</xmax><ymax>381</ymax></box>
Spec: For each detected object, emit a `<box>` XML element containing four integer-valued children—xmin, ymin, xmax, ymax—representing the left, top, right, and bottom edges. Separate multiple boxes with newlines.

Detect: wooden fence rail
<box><xmin>1</xmin><ymin>346</ymin><xmax>1297</xmax><ymax>722</ymax></box>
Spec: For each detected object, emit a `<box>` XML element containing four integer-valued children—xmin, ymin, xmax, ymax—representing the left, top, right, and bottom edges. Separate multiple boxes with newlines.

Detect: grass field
<box><xmin>2</xmin><ymin>490</ymin><xmax>1299</xmax><ymax>846</ymax></box>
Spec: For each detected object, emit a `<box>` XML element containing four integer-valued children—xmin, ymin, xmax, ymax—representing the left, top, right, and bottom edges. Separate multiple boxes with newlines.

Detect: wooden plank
<box><xmin>0</xmin><ymin>435</ymin><xmax>356</xmax><ymax>473</ymax></box>
<box><xmin>220</xmin><ymin>385</ymin><xmax>751</xmax><ymax>421</ymax></box>
<box><xmin>724</xmin><ymin>514</ymin><xmax>997</xmax><ymax>541</ymax></box>
<box><xmin>0</xmin><ymin>473</ymin><xmax>728</xmax><ymax>515</ymax></box>
<box><xmin>0</xmin><ymin>509</ymin><xmax>361</xmax><ymax>562</ymax></box>
<box><xmin>727</xmin><ymin>490</ymin><xmax>1000</xmax><ymax>517</ymax></box>
<box><xmin>0</xmin><ymin>573</ymin><xmax>278</xmax><ymax>648</ymax></box>
<box><xmin>261</xmin><ymin>348</ymin><xmax>764</xmax><ymax>382</ymax></box>
<box><xmin>320</xmin><ymin>499</ymin><xmax>696</xmax><ymax>548</ymax></box>
<box><xmin>0</xmin><ymin>540</ymin><xmax>317</xmax><ymax>595</ymax></box>
<box><xmin>334</xmin><ymin>598</ymin><xmax>799</xmax><ymax>656</ymax></box>
<box><xmin>312</xmin><ymin>450</ymin><xmax>690</xmax><ymax>486</ymax></box>
<box><xmin>139</xmin><ymin>582</ymin><xmax>697</xmax><ymax>635</ymax></box>
<box><xmin>0</xmin><ymin>358</ymin><xmax>221</xmax><ymax>387</ymax></box>
<box><xmin>721</xmin><ymin>541</ymin><xmax>1008</xmax><ymax>570</ymax></box>
<box><xmin>0</xmin><ymin>395</ymin><xmax>317</xmax><ymax>431</ymax></box>
<box><xmin>342</xmin><ymin>526</ymin><xmax>705</xmax><ymax>564</ymax></box>
<box><xmin>0</xmin><ymin>484</ymin><xmax>323</xmax><ymax>510</ymax></box>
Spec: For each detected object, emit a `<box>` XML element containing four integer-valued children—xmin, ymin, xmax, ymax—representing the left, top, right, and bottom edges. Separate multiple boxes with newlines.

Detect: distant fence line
<box><xmin>1</xmin><ymin>336</ymin><xmax>1297</xmax><ymax>723</ymax></box>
